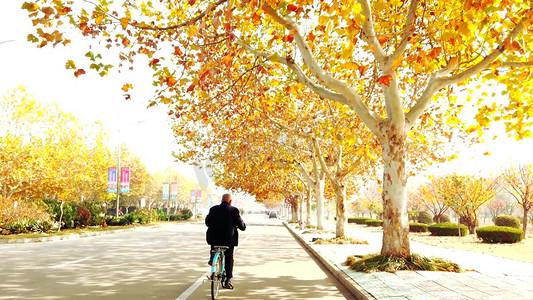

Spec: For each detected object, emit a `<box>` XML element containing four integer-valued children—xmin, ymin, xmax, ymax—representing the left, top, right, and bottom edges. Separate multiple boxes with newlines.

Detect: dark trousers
<box><xmin>210</xmin><ymin>245</ymin><xmax>235</xmax><ymax>279</ymax></box>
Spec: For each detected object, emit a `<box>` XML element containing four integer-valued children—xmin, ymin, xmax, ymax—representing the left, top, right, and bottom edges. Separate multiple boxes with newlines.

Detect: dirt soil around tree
<box><xmin>409</xmin><ymin>232</ymin><xmax>533</xmax><ymax>263</ymax></box>
<box><xmin>349</xmin><ymin>223</ymin><xmax>533</xmax><ymax>263</ymax></box>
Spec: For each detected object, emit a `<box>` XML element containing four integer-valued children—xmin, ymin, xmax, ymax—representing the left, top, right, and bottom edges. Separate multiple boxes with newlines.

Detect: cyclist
<box><xmin>205</xmin><ymin>194</ymin><xmax>246</xmax><ymax>290</ymax></box>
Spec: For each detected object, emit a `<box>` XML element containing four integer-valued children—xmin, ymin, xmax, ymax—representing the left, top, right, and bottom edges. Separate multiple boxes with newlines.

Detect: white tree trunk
<box><xmin>335</xmin><ymin>184</ymin><xmax>347</xmax><ymax>238</ymax></box>
<box><xmin>291</xmin><ymin>195</ymin><xmax>299</xmax><ymax>222</ymax></box>
<box><xmin>58</xmin><ymin>200</ymin><xmax>64</xmax><ymax>233</ymax></box>
<box><xmin>523</xmin><ymin>207</ymin><xmax>529</xmax><ymax>239</ymax></box>
<box><xmin>306</xmin><ymin>188</ymin><xmax>311</xmax><ymax>225</ymax></box>
<box><xmin>380</xmin><ymin>125</ymin><xmax>410</xmax><ymax>257</ymax></box>
<box><xmin>315</xmin><ymin>175</ymin><xmax>325</xmax><ymax>230</ymax></box>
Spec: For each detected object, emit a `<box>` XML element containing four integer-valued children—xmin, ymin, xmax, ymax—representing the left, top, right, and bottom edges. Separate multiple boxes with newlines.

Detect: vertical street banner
<box><xmin>195</xmin><ymin>189</ymin><xmax>202</xmax><ymax>202</ymax></box>
<box><xmin>120</xmin><ymin>167</ymin><xmax>130</xmax><ymax>193</ymax></box>
<box><xmin>207</xmin><ymin>194</ymin><xmax>212</xmax><ymax>207</ymax></box>
<box><xmin>107</xmin><ymin>167</ymin><xmax>117</xmax><ymax>193</ymax></box>
<box><xmin>162</xmin><ymin>182</ymin><xmax>170</xmax><ymax>200</ymax></box>
<box><xmin>190</xmin><ymin>189</ymin><xmax>195</xmax><ymax>203</ymax></box>
<box><xmin>170</xmin><ymin>182</ymin><xmax>178</xmax><ymax>200</ymax></box>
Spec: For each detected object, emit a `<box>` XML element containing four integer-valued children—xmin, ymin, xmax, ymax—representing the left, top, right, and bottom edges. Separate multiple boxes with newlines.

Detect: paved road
<box><xmin>0</xmin><ymin>215</ymin><xmax>351</xmax><ymax>299</ymax></box>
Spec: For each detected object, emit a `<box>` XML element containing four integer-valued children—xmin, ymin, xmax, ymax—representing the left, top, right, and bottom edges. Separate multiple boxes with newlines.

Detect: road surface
<box><xmin>0</xmin><ymin>214</ymin><xmax>351</xmax><ymax>299</ymax></box>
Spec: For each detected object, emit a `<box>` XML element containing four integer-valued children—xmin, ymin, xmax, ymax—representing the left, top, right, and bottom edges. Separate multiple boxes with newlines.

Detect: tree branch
<box><xmin>236</xmin><ymin>39</ymin><xmax>349</xmax><ymax>105</ymax></box>
<box><xmin>440</xmin><ymin>16</ymin><xmax>528</xmax><ymax>86</ymax></box>
<box><xmin>262</xmin><ymin>5</ymin><xmax>380</xmax><ymax>134</ymax></box>
<box><xmin>387</xmin><ymin>0</ymin><xmax>419</xmax><ymax>64</ymax></box>
<box><xmin>406</xmin><ymin>11</ymin><xmax>529</xmax><ymax>127</ymax></box>
<box><xmin>357</xmin><ymin>0</ymin><xmax>386</xmax><ymax>63</ymax></box>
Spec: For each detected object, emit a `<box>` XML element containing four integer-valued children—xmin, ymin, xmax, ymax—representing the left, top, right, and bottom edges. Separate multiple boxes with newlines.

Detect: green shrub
<box><xmin>30</xmin><ymin>220</ymin><xmax>53</xmax><ymax>233</ymax></box>
<box><xmin>348</xmin><ymin>217</ymin><xmax>372</xmax><ymax>224</ymax></box>
<box><xmin>179</xmin><ymin>209</ymin><xmax>192</xmax><ymax>219</ymax></box>
<box><xmin>365</xmin><ymin>219</ymin><xmax>383</xmax><ymax>227</ymax></box>
<box><xmin>494</xmin><ymin>215</ymin><xmax>521</xmax><ymax>229</ymax></box>
<box><xmin>83</xmin><ymin>201</ymin><xmax>105</xmax><ymax>226</ymax></box>
<box><xmin>169</xmin><ymin>214</ymin><xmax>184</xmax><ymax>221</ymax></box>
<box><xmin>428</xmin><ymin>222</ymin><xmax>467</xmax><ymax>236</ymax></box>
<box><xmin>433</xmin><ymin>214</ymin><xmax>450</xmax><ymax>223</ymax></box>
<box><xmin>409</xmin><ymin>223</ymin><xmax>428</xmax><ymax>233</ymax></box>
<box><xmin>61</xmin><ymin>203</ymin><xmax>77</xmax><ymax>229</ymax></box>
<box><xmin>106</xmin><ymin>216</ymin><xmax>129</xmax><ymax>226</ymax></box>
<box><xmin>156</xmin><ymin>209</ymin><xmax>168</xmax><ymax>221</ymax></box>
<box><xmin>476</xmin><ymin>226</ymin><xmax>524</xmax><ymax>243</ymax></box>
<box><xmin>417</xmin><ymin>211</ymin><xmax>433</xmax><ymax>224</ymax></box>
<box><xmin>123</xmin><ymin>213</ymin><xmax>136</xmax><ymax>225</ymax></box>
<box><xmin>3</xmin><ymin>220</ymin><xmax>29</xmax><ymax>234</ymax></box>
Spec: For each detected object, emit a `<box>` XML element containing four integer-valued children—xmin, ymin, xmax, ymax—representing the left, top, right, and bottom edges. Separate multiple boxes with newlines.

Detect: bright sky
<box><xmin>1</xmin><ymin>1</ymin><xmax>533</xmax><ymax>184</ymax></box>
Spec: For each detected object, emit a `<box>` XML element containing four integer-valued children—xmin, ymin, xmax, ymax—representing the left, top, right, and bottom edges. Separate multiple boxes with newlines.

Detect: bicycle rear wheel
<box><xmin>210</xmin><ymin>257</ymin><xmax>223</xmax><ymax>299</ymax></box>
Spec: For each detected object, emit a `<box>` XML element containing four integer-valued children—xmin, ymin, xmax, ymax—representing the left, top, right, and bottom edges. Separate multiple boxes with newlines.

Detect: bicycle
<box><xmin>209</xmin><ymin>246</ymin><xmax>228</xmax><ymax>300</ymax></box>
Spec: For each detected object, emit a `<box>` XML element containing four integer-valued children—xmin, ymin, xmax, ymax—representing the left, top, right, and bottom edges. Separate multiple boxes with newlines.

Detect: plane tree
<box><xmin>23</xmin><ymin>0</ymin><xmax>533</xmax><ymax>257</ymax></box>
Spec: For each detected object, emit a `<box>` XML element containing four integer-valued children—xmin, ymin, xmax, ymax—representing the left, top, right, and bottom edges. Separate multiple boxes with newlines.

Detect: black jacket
<box><xmin>205</xmin><ymin>201</ymin><xmax>246</xmax><ymax>246</ymax></box>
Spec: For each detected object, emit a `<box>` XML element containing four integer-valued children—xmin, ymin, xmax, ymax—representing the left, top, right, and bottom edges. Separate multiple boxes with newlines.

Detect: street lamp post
<box><xmin>114</xmin><ymin>120</ymin><xmax>144</xmax><ymax>218</ymax></box>
<box><xmin>115</xmin><ymin>142</ymin><xmax>121</xmax><ymax>218</ymax></box>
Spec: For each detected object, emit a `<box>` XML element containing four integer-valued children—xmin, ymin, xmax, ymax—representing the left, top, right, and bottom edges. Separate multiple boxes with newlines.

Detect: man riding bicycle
<box><xmin>205</xmin><ymin>194</ymin><xmax>246</xmax><ymax>289</ymax></box>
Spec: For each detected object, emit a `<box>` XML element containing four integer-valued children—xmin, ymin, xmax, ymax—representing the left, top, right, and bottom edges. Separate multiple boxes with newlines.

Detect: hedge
<box><xmin>365</xmin><ymin>219</ymin><xmax>383</xmax><ymax>227</ymax></box>
<box><xmin>428</xmin><ymin>222</ymin><xmax>467</xmax><ymax>236</ymax></box>
<box><xmin>476</xmin><ymin>226</ymin><xmax>524</xmax><ymax>243</ymax></box>
<box><xmin>409</xmin><ymin>223</ymin><xmax>428</xmax><ymax>233</ymax></box>
<box><xmin>417</xmin><ymin>211</ymin><xmax>433</xmax><ymax>224</ymax></box>
<box><xmin>348</xmin><ymin>217</ymin><xmax>372</xmax><ymax>224</ymax></box>
<box><xmin>494</xmin><ymin>215</ymin><xmax>521</xmax><ymax>229</ymax></box>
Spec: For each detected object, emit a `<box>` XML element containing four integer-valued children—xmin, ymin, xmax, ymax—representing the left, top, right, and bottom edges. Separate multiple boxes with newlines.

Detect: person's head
<box><xmin>222</xmin><ymin>193</ymin><xmax>232</xmax><ymax>205</ymax></box>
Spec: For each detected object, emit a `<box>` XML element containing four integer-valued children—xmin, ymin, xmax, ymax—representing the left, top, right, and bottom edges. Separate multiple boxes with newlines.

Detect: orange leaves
<box><xmin>149</xmin><ymin>58</ymin><xmax>160</xmax><ymax>67</ymax></box>
<box><xmin>120</xmin><ymin>17</ymin><xmax>130</xmax><ymax>30</ymax></box>
<box><xmin>221</xmin><ymin>54</ymin><xmax>234</xmax><ymax>67</ymax></box>
<box><xmin>122</xmin><ymin>37</ymin><xmax>130</xmax><ymax>47</ymax></box>
<box><xmin>22</xmin><ymin>2</ymin><xmax>39</xmax><ymax>12</ymax></box>
<box><xmin>74</xmin><ymin>69</ymin><xmax>85</xmax><ymax>78</ymax></box>
<box><xmin>378</xmin><ymin>75</ymin><xmax>393</xmax><ymax>87</ymax></box>
<box><xmin>173</xmin><ymin>46</ymin><xmax>183</xmax><ymax>56</ymax></box>
<box><xmin>122</xmin><ymin>83</ymin><xmax>133</xmax><ymax>92</ymax></box>
<box><xmin>428</xmin><ymin>47</ymin><xmax>442</xmax><ymax>59</ymax></box>
<box><xmin>287</xmin><ymin>4</ymin><xmax>298</xmax><ymax>12</ymax></box>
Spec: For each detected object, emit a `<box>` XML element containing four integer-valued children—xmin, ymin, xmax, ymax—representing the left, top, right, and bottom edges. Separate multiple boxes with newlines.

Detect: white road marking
<box><xmin>175</xmin><ymin>271</ymin><xmax>211</xmax><ymax>300</ymax></box>
<box><xmin>49</xmin><ymin>256</ymin><xmax>94</xmax><ymax>269</ymax></box>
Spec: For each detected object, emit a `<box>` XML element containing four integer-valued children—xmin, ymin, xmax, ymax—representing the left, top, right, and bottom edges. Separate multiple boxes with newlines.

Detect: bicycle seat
<box><xmin>213</xmin><ymin>246</ymin><xmax>229</xmax><ymax>251</ymax></box>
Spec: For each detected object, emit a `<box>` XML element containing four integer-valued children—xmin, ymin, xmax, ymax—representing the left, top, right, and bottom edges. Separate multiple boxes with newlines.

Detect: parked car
<box><xmin>269</xmin><ymin>211</ymin><xmax>278</xmax><ymax>219</ymax></box>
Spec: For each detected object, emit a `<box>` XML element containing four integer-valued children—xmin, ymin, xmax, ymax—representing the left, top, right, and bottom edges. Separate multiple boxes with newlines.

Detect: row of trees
<box><xmin>411</xmin><ymin>167</ymin><xmax>533</xmax><ymax>236</ymax></box>
<box><xmin>0</xmin><ymin>88</ymin><xmax>200</xmax><ymax>230</ymax></box>
<box><xmin>24</xmin><ymin>0</ymin><xmax>533</xmax><ymax>257</ymax></box>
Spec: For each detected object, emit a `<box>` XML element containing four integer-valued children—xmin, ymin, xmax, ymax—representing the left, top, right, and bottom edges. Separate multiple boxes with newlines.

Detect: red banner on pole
<box><xmin>120</xmin><ymin>167</ymin><xmax>130</xmax><ymax>193</ymax></box>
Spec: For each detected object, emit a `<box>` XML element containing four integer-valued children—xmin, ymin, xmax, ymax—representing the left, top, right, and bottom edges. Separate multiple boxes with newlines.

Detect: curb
<box><xmin>0</xmin><ymin>225</ymin><xmax>158</xmax><ymax>245</ymax></box>
<box><xmin>283</xmin><ymin>222</ymin><xmax>375</xmax><ymax>300</ymax></box>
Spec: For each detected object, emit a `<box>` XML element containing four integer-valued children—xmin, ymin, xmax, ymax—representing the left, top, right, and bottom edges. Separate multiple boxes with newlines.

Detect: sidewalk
<box><xmin>285</xmin><ymin>222</ymin><xmax>533</xmax><ymax>300</ymax></box>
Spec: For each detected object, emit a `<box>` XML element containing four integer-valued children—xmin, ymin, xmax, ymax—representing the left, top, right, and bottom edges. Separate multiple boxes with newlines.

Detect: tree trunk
<box><xmin>523</xmin><ymin>206</ymin><xmax>528</xmax><ymax>239</ymax></box>
<box><xmin>58</xmin><ymin>200</ymin><xmax>64</xmax><ymax>233</ymax></box>
<box><xmin>306</xmin><ymin>189</ymin><xmax>311</xmax><ymax>225</ymax></box>
<box><xmin>335</xmin><ymin>183</ymin><xmax>347</xmax><ymax>238</ymax></box>
<box><xmin>299</xmin><ymin>194</ymin><xmax>304</xmax><ymax>229</ymax></box>
<box><xmin>380</xmin><ymin>127</ymin><xmax>410</xmax><ymax>258</ymax></box>
<box><xmin>291</xmin><ymin>196</ymin><xmax>299</xmax><ymax>222</ymax></box>
<box><xmin>315</xmin><ymin>174</ymin><xmax>325</xmax><ymax>230</ymax></box>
